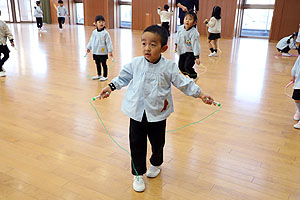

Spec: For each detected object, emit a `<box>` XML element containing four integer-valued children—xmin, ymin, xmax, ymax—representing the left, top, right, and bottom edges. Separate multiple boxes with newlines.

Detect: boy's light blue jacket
<box><xmin>112</xmin><ymin>56</ymin><xmax>202</xmax><ymax>122</ymax></box>
<box><xmin>292</xmin><ymin>56</ymin><xmax>300</xmax><ymax>89</ymax></box>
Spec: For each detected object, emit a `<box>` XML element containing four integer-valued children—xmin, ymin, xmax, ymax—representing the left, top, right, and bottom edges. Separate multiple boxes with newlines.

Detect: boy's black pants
<box><xmin>0</xmin><ymin>45</ymin><xmax>10</xmax><ymax>72</ymax></box>
<box><xmin>36</xmin><ymin>17</ymin><xmax>43</xmax><ymax>28</ymax></box>
<box><xmin>58</xmin><ymin>17</ymin><xmax>65</xmax><ymax>29</ymax></box>
<box><xmin>129</xmin><ymin>112</ymin><xmax>166</xmax><ymax>175</ymax></box>
<box><xmin>178</xmin><ymin>52</ymin><xmax>197</xmax><ymax>79</ymax></box>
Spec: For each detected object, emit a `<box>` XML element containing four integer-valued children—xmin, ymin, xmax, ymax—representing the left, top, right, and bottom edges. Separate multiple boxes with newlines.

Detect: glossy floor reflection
<box><xmin>0</xmin><ymin>23</ymin><xmax>300</xmax><ymax>200</ymax></box>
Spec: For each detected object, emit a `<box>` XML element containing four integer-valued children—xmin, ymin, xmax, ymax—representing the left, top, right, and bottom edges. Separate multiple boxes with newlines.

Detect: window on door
<box><xmin>119</xmin><ymin>0</ymin><xmax>132</xmax><ymax>28</ymax></box>
<box><xmin>241</xmin><ymin>0</ymin><xmax>275</xmax><ymax>38</ymax></box>
<box><xmin>75</xmin><ymin>3</ymin><xmax>84</xmax><ymax>24</ymax></box>
<box><xmin>0</xmin><ymin>0</ymin><xmax>12</xmax><ymax>22</ymax></box>
<box><xmin>14</xmin><ymin>0</ymin><xmax>36</xmax><ymax>22</ymax></box>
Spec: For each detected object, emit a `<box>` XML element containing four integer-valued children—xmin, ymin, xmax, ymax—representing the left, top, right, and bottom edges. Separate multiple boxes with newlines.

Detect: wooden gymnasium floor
<box><xmin>1</xmin><ymin>23</ymin><xmax>300</xmax><ymax>200</ymax></box>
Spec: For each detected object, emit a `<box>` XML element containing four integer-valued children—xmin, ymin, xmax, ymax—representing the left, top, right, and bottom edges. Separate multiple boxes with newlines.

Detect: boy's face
<box><xmin>96</xmin><ymin>20</ymin><xmax>105</xmax><ymax>29</ymax></box>
<box><xmin>141</xmin><ymin>32</ymin><xmax>168</xmax><ymax>63</ymax></box>
<box><xmin>59</xmin><ymin>3</ymin><xmax>63</xmax><ymax>6</ymax></box>
<box><xmin>184</xmin><ymin>15</ymin><xmax>196</xmax><ymax>29</ymax></box>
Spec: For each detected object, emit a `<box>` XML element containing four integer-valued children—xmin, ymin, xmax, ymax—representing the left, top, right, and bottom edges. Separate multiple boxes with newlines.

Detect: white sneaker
<box><xmin>282</xmin><ymin>53</ymin><xmax>291</xmax><ymax>57</ymax></box>
<box><xmin>294</xmin><ymin>110</ymin><xmax>300</xmax><ymax>121</ymax></box>
<box><xmin>133</xmin><ymin>176</ymin><xmax>145</xmax><ymax>192</ymax></box>
<box><xmin>294</xmin><ymin>121</ymin><xmax>300</xmax><ymax>129</ymax></box>
<box><xmin>208</xmin><ymin>52</ymin><xmax>217</xmax><ymax>57</ymax></box>
<box><xmin>0</xmin><ymin>71</ymin><xmax>6</xmax><ymax>77</ymax></box>
<box><xmin>212</xmin><ymin>52</ymin><xmax>218</xmax><ymax>57</ymax></box>
<box><xmin>146</xmin><ymin>165</ymin><xmax>161</xmax><ymax>178</ymax></box>
<box><xmin>99</xmin><ymin>77</ymin><xmax>108</xmax><ymax>81</ymax></box>
<box><xmin>92</xmin><ymin>75</ymin><xmax>101</xmax><ymax>80</ymax></box>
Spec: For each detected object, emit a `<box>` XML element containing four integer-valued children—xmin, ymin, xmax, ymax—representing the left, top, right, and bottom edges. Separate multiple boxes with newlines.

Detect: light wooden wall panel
<box><xmin>197</xmin><ymin>0</ymin><xmax>237</xmax><ymax>39</ymax></box>
<box><xmin>108</xmin><ymin>0</ymin><xmax>115</xmax><ymax>28</ymax></box>
<box><xmin>269</xmin><ymin>0</ymin><xmax>300</xmax><ymax>41</ymax></box>
<box><xmin>83</xmin><ymin>0</ymin><xmax>115</xmax><ymax>28</ymax></box>
<box><xmin>84</xmin><ymin>0</ymin><xmax>108</xmax><ymax>27</ymax></box>
<box><xmin>132</xmin><ymin>0</ymin><xmax>169</xmax><ymax>30</ymax></box>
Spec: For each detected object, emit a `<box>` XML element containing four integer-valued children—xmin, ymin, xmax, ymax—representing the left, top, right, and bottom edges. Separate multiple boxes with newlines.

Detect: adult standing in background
<box><xmin>176</xmin><ymin>0</ymin><xmax>199</xmax><ymax>25</ymax></box>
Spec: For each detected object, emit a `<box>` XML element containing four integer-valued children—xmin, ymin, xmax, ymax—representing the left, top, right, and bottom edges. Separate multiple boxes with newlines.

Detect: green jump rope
<box><xmin>90</xmin><ymin>96</ymin><xmax>221</xmax><ymax>177</ymax></box>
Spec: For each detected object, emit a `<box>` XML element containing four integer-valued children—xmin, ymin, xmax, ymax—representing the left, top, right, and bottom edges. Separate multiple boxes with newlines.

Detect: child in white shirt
<box><xmin>157</xmin><ymin>4</ymin><xmax>173</xmax><ymax>36</ymax></box>
<box><xmin>276</xmin><ymin>32</ymin><xmax>298</xmax><ymax>56</ymax></box>
<box><xmin>204</xmin><ymin>6</ymin><xmax>221</xmax><ymax>57</ymax></box>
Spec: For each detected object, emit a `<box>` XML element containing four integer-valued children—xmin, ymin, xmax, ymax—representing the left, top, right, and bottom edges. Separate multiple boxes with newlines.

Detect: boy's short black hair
<box><xmin>143</xmin><ymin>25</ymin><xmax>168</xmax><ymax>47</ymax></box>
<box><xmin>185</xmin><ymin>10</ymin><xmax>197</xmax><ymax>22</ymax></box>
<box><xmin>95</xmin><ymin>15</ymin><xmax>105</xmax><ymax>22</ymax></box>
<box><xmin>36</xmin><ymin>1</ymin><xmax>40</xmax><ymax>5</ymax></box>
<box><xmin>58</xmin><ymin>0</ymin><xmax>63</xmax><ymax>4</ymax></box>
<box><xmin>164</xmin><ymin>4</ymin><xmax>169</xmax><ymax>10</ymax></box>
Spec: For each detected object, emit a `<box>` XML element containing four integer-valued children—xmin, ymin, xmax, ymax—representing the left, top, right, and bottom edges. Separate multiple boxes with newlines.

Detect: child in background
<box><xmin>87</xmin><ymin>15</ymin><xmax>113</xmax><ymax>81</ymax></box>
<box><xmin>96</xmin><ymin>25</ymin><xmax>214</xmax><ymax>192</ymax></box>
<box><xmin>34</xmin><ymin>1</ymin><xmax>44</xmax><ymax>31</ymax></box>
<box><xmin>276</xmin><ymin>32</ymin><xmax>298</xmax><ymax>56</ymax></box>
<box><xmin>291</xmin><ymin>56</ymin><xmax>300</xmax><ymax>129</ymax></box>
<box><xmin>157</xmin><ymin>4</ymin><xmax>173</xmax><ymax>36</ymax></box>
<box><xmin>296</xmin><ymin>24</ymin><xmax>300</xmax><ymax>55</ymax></box>
<box><xmin>203</xmin><ymin>6</ymin><xmax>221</xmax><ymax>57</ymax></box>
<box><xmin>0</xmin><ymin>10</ymin><xmax>15</xmax><ymax>77</ymax></box>
<box><xmin>175</xmin><ymin>10</ymin><xmax>201</xmax><ymax>82</ymax></box>
<box><xmin>57</xmin><ymin>0</ymin><xmax>68</xmax><ymax>30</ymax></box>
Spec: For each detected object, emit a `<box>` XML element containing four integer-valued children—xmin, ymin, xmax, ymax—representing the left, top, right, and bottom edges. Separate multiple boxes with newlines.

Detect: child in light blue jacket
<box><xmin>87</xmin><ymin>15</ymin><xmax>113</xmax><ymax>81</ymax></box>
<box><xmin>34</xmin><ymin>1</ymin><xmax>44</xmax><ymax>31</ymax></box>
<box><xmin>96</xmin><ymin>25</ymin><xmax>214</xmax><ymax>193</ymax></box>
<box><xmin>175</xmin><ymin>10</ymin><xmax>201</xmax><ymax>82</ymax></box>
<box><xmin>291</xmin><ymin>56</ymin><xmax>300</xmax><ymax>129</ymax></box>
<box><xmin>57</xmin><ymin>0</ymin><xmax>68</xmax><ymax>30</ymax></box>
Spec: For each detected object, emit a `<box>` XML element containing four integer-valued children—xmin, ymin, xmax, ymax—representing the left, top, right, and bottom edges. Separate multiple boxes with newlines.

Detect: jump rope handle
<box><xmin>206</xmin><ymin>98</ymin><xmax>221</xmax><ymax>107</ymax></box>
<box><xmin>92</xmin><ymin>92</ymin><xmax>110</xmax><ymax>101</ymax></box>
<box><xmin>212</xmin><ymin>101</ymin><xmax>221</xmax><ymax>107</ymax></box>
<box><xmin>92</xmin><ymin>95</ymin><xmax>101</xmax><ymax>101</ymax></box>
<box><xmin>286</xmin><ymin>80</ymin><xmax>294</xmax><ymax>88</ymax></box>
